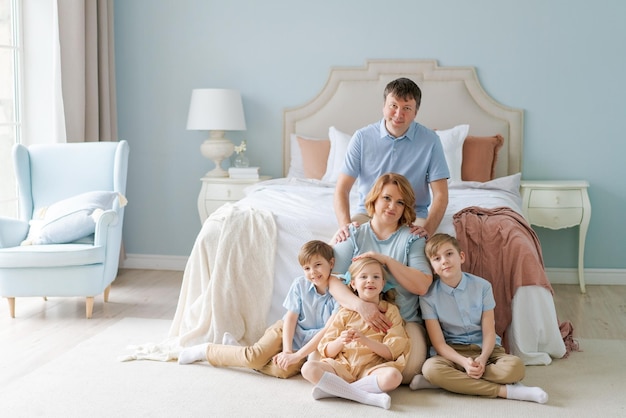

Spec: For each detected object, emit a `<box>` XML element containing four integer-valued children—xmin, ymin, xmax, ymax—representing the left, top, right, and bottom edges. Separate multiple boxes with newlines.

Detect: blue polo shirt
<box><xmin>282</xmin><ymin>275</ymin><xmax>338</xmax><ymax>351</ymax></box>
<box><xmin>341</xmin><ymin>119</ymin><xmax>449</xmax><ymax>219</ymax></box>
<box><xmin>420</xmin><ymin>272</ymin><xmax>501</xmax><ymax>355</ymax></box>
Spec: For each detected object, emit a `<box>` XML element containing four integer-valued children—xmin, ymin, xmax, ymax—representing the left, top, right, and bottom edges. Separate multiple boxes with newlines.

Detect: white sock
<box><xmin>178</xmin><ymin>343</ymin><xmax>209</xmax><ymax>364</ymax></box>
<box><xmin>409</xmin><ymin>374</ymin><xmax>439</xmax><ymax>390</ymax></box>
<box><xmin>222</xmin><ymin>332</ymin><xmax>241</xmax><ymax>346</ymax></box>
<box><xmin>351</xmin><ymin>375</ymin><xmax>383</xmax><ymax>393</ymax></box>
<box><xmin>506</xmin><ymin>383</ymin><xmax>548</xmax><ymax>404</ymax></box>
<box><xmin>313</xmin><ymin>372</ymin><xmax>391</xmax><ymax>410</ymax></box>
<box><xmin>312</xmin><ymin>386</ymin><xmax>336</xmax><ymax>400</ymax></box>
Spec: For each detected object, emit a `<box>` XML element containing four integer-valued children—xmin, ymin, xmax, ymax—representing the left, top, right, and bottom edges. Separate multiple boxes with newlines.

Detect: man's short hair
<box><xmin>384</xmin><ymin>78</ymin><xmax>422</xmax><ymax>108</ymax></box>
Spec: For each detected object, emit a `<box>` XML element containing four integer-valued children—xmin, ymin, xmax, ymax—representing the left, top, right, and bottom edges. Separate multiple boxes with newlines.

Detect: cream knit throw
<box><xmin>120</xmin><ymin>204</ymin><xmax>276</xmax><ymax>361</ymax></box>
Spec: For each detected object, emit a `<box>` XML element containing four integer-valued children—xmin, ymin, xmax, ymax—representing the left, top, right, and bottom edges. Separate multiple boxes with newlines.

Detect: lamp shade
<box><xmin>186</xmin><ymin>88</ymin><xmax>247</xmax><ymax>131</ymax></box>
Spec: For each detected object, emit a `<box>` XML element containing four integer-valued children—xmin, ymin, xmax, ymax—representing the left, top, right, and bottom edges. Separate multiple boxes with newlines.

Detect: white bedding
<box><xmin>437</xmin><ymin>174</ymin><xmax>524</xmax><ymax>237</ymax></box>
<box><xmin>238</xmin><ymin>174</ymin><xmax>566</xmax><ymax>365</ymax></box>
<box><xmin>237</xmin><ymin>177</ymin><xmax>355</xmax><ymax>324</ymax></box>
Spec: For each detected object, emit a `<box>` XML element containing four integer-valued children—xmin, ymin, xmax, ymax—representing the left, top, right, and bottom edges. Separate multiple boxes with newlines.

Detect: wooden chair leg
<box><xmin>7</xmin><ymin>297</ymin><xmax>15</xmax><ymax>318</ymax></box>
<box><xmin>86</xmin><ymin>297</ymin><xmax>94</xmax><ymax>319</ymax></box>
<box><xmin>104</xmin><ymin>285</ymin><xmax>111</xmax><ymax>303</ymax></box>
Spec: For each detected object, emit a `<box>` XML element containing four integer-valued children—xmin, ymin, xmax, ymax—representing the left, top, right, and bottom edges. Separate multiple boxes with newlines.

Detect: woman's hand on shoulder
<box><xmin>332</xmin><ymin>221</ymin><xmax>359</xmax><ymax>244</ymax></box>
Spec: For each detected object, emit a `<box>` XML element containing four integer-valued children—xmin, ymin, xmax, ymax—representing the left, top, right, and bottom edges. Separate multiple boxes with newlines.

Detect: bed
<box><xmin>167</xmin><ymin>60</ymin><xmax>568</xmax><ymax>366</ymax></box>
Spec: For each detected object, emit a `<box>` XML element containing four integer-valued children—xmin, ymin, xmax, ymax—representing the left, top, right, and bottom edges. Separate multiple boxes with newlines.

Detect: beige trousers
<box><xmin>422</xmin><ymin>345</ymin><xmax>525</xmax><ymax>397</ymax></box>
<box><xmin>205</xmin><ymin>320</ymin><xmax>305</xmax><ymax>379</ymax></box>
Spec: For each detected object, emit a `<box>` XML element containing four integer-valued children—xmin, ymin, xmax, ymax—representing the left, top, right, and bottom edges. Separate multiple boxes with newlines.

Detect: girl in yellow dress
<box><xmin>301</xmin><ymin>257</ymin><xmax>410</xmax><ymax>410</ymax></box>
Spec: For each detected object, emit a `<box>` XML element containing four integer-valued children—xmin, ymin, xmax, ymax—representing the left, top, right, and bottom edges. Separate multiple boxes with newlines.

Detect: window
<box><xmin>0</xmin><ymin>0</ymin><xmax>20</xmax><ymax>217</ymax></box>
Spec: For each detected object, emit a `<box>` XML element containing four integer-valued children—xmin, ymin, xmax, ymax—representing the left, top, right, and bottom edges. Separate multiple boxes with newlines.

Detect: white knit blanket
<box><xmin>119</xmin><ymin>204</ymin><xmax>277</xmax><ymax>361</ymax></box>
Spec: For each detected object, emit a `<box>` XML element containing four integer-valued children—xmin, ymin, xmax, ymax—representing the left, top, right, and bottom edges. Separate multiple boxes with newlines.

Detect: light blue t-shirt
<box><xmin>341</xmin><ymin>119</ymin><xmax>450</xmax><ymax>219</ymax></box>
<box><xmin>420</xmin><ymin>272</ymin><xmax>501</xmax><ymax>356</ymax></box>
<box><xmin>333</xmin><ymin>223</ymin><xmax>431</xmax><ymax>323</ymax></box>
<box><xmin>282</xmin><ymin>275</ymin><xmax>338</xmax><ymax>351</ymax></box>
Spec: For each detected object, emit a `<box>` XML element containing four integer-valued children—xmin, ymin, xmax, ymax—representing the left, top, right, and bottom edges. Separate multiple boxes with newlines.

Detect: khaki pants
<box><xmin>422</xmin><ymin>345</ymin><xmax>525</xmax><ymax>397</ymax></box>
<box><xmin>205</xmin><ymin>320</ymin><xmax>305</xmax><ymax>379</ymax></box>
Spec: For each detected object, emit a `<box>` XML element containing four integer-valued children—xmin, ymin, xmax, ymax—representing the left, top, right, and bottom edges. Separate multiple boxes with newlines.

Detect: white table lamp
<box><xmin>186</xmin><ymin>88</ymin><xmax>247</xmax><ymax>177</ymax></box>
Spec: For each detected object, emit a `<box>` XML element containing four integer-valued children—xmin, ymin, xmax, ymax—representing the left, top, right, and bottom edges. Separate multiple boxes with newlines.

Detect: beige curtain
<box><xmin>55</xmin><ymin>0</ymin><xmax>124</xmax><ymax>262</ymax></box>
<box><xmin>56</xmin><ymin>0</ymin><xmax>117</xmax><ymax>143</ymax></box>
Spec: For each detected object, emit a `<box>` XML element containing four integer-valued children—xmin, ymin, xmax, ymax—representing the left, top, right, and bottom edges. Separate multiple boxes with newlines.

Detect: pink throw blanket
<box><xmin>453</xmin><ymin>206</ymin><xmax>555</xmax><ymax>351</ymax></box>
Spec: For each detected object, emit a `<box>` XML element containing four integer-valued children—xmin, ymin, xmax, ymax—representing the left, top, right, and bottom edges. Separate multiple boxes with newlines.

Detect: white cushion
<box><xmin>449</xmin><ymin>172</ymin><xmax>522</xmax><ymax>195</ymax></box>
<box><xmin>436</xmin><ymin>124</ymin><xmax>470</xmax><ymax>182</ymax></box>
<box><xmin>22</xmin><ymin>191</ymin><xmax>127</xmax><ymax>245</ymax></box>
<box><xmin>322</xmin><ymin>126</ymin><xmax>352</xmax><ymax>183</ymax></box>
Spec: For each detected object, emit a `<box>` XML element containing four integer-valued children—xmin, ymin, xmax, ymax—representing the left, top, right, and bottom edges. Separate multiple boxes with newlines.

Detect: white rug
<box><xmin>2</xmin><ymin>317</ymin><xmax>624</xmax><ymax>417</ymax></box>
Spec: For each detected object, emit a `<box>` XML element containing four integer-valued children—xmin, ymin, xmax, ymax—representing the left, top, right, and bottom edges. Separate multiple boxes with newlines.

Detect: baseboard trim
<box><xmin>546</xmin><ymin>268</ymin><xmax>626</xmax><ymax>286</ymax></box>
<box><xmin>121</xmin><ymin>253</ymin><xmax>187</xmax><ymax>271</ymax></box>
<box><xmin>122</xmin><ymin>254</ymin><xmax>626</xmax><ymax>285</ymax></box>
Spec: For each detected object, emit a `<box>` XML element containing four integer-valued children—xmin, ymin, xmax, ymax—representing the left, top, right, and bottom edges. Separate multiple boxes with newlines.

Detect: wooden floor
<box><xmin>0</xmin><ymin>268</ymin><xmax>624</xmax><ymax>390</ymax></box>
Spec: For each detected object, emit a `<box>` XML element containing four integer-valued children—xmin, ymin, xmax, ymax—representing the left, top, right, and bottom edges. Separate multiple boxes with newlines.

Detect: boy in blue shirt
<box><xmin>178</xmin><ymin>240</ymin><xmax>338</xmax><ymax>378</ymax></box>
<box><xmin>412</xmin><ymin>233</ymin><xmax>548</xmax><ymax>404</ymax></box>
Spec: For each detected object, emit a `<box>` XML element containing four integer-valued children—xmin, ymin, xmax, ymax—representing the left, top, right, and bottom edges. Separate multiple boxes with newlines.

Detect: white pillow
<box><xmin>21</xmin><ymin>191</ymin><xmax>127</xmax><ymax>245</ymax></box>
<box><xmin>436</xmin><ymin>124</ymin><xmax>470</xmax><ymax>182</ymax></box>
<box><xmin>287</xmin><ymin>133</ymin><xmax>327</xmax><ymax>179</ymax></box>
<box><xmin>322</xmin><ymin>126</ymin><xmax>352</xmax><ymax>183</ymax></box>
<box><xmin>449</xmin><ymin>172</ymin><xmax>522</xmax><ymax>194</ymax></box>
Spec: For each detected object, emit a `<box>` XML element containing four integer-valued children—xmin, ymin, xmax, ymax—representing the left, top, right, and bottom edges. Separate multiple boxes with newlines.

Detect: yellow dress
<box><xmin>318</xmin><ymin>300</ymin><xmax>410</xmax><ymax>382</ymax></box>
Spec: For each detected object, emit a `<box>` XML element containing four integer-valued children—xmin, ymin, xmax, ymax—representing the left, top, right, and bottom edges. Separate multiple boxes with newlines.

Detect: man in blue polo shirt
<box><xmin>333</xmin><ymin>77</ymin><xmax>449</xmax><ymax>242</ymax></box>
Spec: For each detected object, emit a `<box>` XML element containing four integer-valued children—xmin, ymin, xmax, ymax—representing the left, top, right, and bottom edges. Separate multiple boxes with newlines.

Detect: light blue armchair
<box><xmin>0</xmin><ymin>140</ymin><xmax>129</xmax><ymax>318</ymax></box>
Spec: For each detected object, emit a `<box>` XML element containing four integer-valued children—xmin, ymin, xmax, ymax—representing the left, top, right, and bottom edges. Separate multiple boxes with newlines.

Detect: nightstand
<box><xmin>198</xmin><ymin>176</ymin><xmax>271</xmax><ymax>224</ymax></box>
<box><xmin>520</xmin><ymin>180</ymin><xmax>591</xmax><ymax>293</ymax></box>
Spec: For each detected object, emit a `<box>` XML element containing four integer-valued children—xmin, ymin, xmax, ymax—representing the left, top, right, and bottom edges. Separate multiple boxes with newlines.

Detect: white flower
<box><xmin>234</xmin><ymin>140</ymin><xmax>247</xmax><ymax>154</ymax></box>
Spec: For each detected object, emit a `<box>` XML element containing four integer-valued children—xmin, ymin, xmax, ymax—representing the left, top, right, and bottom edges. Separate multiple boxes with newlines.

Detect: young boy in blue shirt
<box><xmin>178</xmin><ymin>240</ymin><xmax>338</xmax><ymax>378</ymax></box>
<box><xmin>412</xmin><ymin>233</ymin><xmax>548</xmax><ymax>404</ymax></box>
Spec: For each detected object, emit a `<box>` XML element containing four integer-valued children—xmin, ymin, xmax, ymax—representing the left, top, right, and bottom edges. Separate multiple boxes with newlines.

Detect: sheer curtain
<box><xmin>22</xmin><ymin>0</ymin><xmax>117</xmax><ymax>145</ymax></box>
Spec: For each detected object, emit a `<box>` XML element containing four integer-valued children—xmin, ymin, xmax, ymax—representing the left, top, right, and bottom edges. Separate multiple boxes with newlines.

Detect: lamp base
<box><xmin>204</xmin><ymin>166</ymin><xmax>229</xmax><ymax>177</ymax></box>
<box><xmin>200</xmin><ymin>134</ymin><xmax>235</xmax><ymax>177</ymax></box>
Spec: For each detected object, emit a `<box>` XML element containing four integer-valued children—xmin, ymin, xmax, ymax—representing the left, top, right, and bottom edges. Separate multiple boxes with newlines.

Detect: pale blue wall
<box><xmin>114</xmin><ymin>0</ymin><xmax>626</xmax><ymax>269</ymax></box>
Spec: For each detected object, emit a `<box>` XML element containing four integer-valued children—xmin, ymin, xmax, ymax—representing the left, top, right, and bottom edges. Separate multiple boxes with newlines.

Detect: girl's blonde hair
<box><xmin>348</xmin><ymin>257</ymin><xmax>396</xmax><ymax>303</ymax></box>
<box><xmin>364</xmin><ymin>172</ymin><xmax>416</xmax><ymax>227</ymax></box>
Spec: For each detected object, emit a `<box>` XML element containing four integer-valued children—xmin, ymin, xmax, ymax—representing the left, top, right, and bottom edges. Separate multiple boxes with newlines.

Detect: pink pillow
<box><xmin>461</xmin><ymin>134</ymin><xmax>504</xmax><ymax>182</ymax></box>
<box><xmin>296</xmin><ymin>136</ymin><xmax>330</xmax><ymax>179</ymax></box>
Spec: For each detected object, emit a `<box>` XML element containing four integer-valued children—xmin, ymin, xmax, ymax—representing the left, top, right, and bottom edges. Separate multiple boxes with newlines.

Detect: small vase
<box><xmin>233</xmin><ymin>152</ymin><xmax>250</xmax><ymax>168</ymax></box>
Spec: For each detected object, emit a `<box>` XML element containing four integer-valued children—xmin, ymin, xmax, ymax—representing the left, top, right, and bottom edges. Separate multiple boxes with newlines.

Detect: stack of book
<box><xmin>228</xmin><ymin>166</ymin><xmax>260</xmax><ymax>179</ymax></box>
